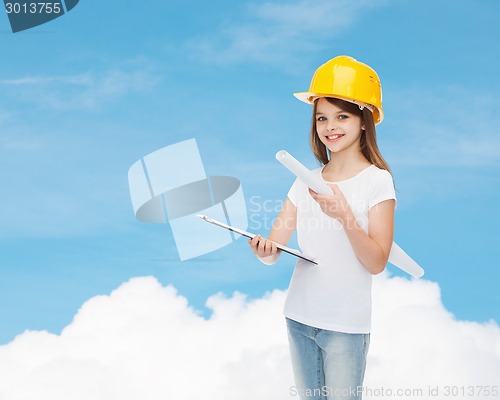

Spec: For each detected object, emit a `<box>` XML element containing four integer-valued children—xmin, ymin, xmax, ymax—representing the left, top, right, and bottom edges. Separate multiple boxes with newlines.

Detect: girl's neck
<box><xmin>323</xmin><ymin>150</ymin><xmax>371</xmax><ymax>180</ymax></box>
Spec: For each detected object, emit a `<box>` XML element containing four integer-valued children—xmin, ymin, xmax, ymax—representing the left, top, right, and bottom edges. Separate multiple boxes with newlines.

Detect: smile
<box><xmin>326</xmin><ymin>134</ymin><xmax>345</xmax><ymax>141</ymax></box>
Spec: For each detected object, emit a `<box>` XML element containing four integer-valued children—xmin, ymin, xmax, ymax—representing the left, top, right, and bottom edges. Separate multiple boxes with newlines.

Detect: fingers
<box><xmin>327</xmin><ymin>183</ymin><xmax>337</xmax><ymax>194</ymax></box>
<box><xmin>248</xmin><ymin>234</ymin><xmax>278</xmax><ymax>257</ymax></box>
<box><xmin>309</xmin><ymin>188</ymin><xmax>328</xmax><ymax>204</ymax></box>
<box><xmin>308</xmin><ymin>185</ymin><xmax>348</xmax><ymax>220</ymax></box>
<box><xmin>308</xmin><ymin>188</ymin><xmax>319</xmax><ymax>201</ymax></box>
<box><xmin>309</xmin><ymin>185</ymin><xmax>337</xmax><ymax>199</ymax></box>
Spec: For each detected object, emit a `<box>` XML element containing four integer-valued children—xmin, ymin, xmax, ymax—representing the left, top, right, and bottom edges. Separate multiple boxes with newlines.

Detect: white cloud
<box><xmin>0</xmin><ymin>60</ymin><xmax>159</xmax><ymax>110</ymax></box>
<box><xmin>0</xmin><ymin>274</ymin><xmax>498</xmax><ymax>400</ymax></box>
<box><xmin>186</xmin><ymin>0</ymin><xmax>385</xmax><ymax>70</ymax></box>
<box><xmin>0</xmin><ymin>277</ymin><xmax>291</xmax><ymax>400</ymax></box>
<box><xmin>368</xmin><ymin>276</ymin><xmax>500</xmax><ymax>394</ymax></box>
<box><xmin>0</xmin><ymin>58</ymin><xmax>163</xmax><ymax>237</ymax></box>
<box><xmin>383</xmin><ymin>87</ymin><xmax>500</xmax><ymax>168</ymax></box>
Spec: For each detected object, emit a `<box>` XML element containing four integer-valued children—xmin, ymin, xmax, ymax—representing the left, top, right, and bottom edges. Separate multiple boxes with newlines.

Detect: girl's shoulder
<box><xmin>365</xmin><ymin>164</ymin><xmax>394</xmax><ymax>185</ymax></box>
<box><xmin>366</xmin><ymin>164</ymin><xmax>392</xmax><ymax>177</ymax></box>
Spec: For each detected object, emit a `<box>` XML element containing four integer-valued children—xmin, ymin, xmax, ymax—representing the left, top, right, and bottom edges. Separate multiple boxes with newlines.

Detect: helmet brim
<box><xmin>293</xmin><ymin>91</ymin><xmax>316</xmax><ymax>104</ymax></box>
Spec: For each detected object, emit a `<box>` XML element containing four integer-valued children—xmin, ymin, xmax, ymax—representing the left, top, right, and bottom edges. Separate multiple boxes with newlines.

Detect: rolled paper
<box><xmin>388</xmin><ymin>243</ymin><xmax>424</xmax><ymax>278</ymax></box>
<box><xmin>276</xmin><ymin>149</ymin><xmax>425</xmax><ymax>278</ymax></box>
<box><xmin>276</xmin><ymin>150</ymin><xmax>332</xmax><ymax>195</ymax></box>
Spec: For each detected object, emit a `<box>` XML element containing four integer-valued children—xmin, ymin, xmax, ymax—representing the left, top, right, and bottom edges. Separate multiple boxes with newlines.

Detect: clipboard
<box><xmin>197</xmin><ymin>214</ymin><xmax>318</xmax><ymax>265</ymax></box>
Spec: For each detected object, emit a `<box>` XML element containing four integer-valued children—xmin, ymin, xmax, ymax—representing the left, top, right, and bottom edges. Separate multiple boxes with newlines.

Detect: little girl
<box><xmin>249</xmin><ymin>56</ymin><xmax>396</xmax><ymax>400</ymax></box>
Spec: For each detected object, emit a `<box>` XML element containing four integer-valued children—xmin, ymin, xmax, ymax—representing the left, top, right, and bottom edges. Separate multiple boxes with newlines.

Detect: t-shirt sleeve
<box><xmin>368</xmin><ymin>169</ymin><xmax>397</xmax><ymax>209</ymax></box>
<box><xmin>287</xmin><ymin>178</ymin><xmax>300</xmax><ymax>207</ymax></box>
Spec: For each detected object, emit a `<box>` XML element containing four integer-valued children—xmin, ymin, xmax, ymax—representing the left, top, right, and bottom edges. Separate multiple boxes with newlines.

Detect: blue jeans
<box><xmin>286</xmin><ymin>318</ymin><xmax>370</xmax><ymax>400</ymax></box>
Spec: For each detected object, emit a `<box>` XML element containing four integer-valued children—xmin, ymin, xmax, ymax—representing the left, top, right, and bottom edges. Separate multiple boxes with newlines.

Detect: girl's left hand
<box><xmin>308</xmin><ymin>184</ymin><xmax>352</xmax><ymax>222</ymax></box>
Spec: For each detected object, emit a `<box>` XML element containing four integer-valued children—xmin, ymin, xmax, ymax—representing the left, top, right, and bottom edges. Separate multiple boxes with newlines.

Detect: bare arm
<box><xmin>309</xmin><ymin>184</ymin><xmax>395</xmax><ymax>274</ymax></box>
<box><xmin>248</xmin><ymin>197</ymin><xmax>297</xmax><ymax>265</ymax></box>
<box><xmin>340</xmin><ymin>199</ymin><xmax>395</xmax><ymax>274</ymax></box>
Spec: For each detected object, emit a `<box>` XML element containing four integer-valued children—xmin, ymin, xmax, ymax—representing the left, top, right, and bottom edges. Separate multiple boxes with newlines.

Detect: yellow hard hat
<box><xmin>294</xmin><ymin>55</ymin><xmax>384</xmax><ymax>124</ymax></box>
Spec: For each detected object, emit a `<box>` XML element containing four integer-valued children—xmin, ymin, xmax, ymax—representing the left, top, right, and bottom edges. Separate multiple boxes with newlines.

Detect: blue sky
<box><xmin>0</xmin><ymin>0</ymin><xmax>499</xmax><ymax>344</ymax></box>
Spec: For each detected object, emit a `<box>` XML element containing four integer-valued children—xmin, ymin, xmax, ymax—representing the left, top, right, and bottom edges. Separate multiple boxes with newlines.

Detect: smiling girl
<box><xmin>248</xmin><ymin>56</ymin><xmax>396</xmax><ymax>400</ymax></box>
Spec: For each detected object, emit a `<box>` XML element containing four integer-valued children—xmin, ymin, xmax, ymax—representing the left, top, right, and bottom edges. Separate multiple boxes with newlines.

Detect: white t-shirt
<box><xmin>284</xmin><ymin>164</ymin><xmax>396</xmax><ymax>334</ymax></box>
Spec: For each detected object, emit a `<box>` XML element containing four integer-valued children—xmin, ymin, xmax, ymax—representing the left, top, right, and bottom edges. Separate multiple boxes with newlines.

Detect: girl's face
<box><xmin>315</xmin><ymin>98</ymin><xmax>365</xmax><ymax>156</ymax></box>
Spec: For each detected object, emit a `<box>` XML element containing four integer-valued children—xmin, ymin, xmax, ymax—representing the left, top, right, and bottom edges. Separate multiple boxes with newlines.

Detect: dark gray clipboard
<box><xmin>197</xmin><ymin>214</ymin><xmax>318</xmax><ymax>265</ymax></box>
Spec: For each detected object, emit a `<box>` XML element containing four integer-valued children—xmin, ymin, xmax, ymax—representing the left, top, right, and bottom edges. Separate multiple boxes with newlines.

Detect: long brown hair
<box><xmin>310</xmin><ymin>97</ymin><xmax>392</xmax><ymax>174</ymax></box>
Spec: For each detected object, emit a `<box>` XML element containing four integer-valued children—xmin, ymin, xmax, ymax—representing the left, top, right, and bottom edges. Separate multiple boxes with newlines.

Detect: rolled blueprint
<box><xmin>276</xmin><ymin>150</ymin><xmax>332</xmax><ymax>195</ymax></box>
<box><xmin>276</xmin><ymin>149</ymin><xmax>425</xmax><ymax>278</ymax></box>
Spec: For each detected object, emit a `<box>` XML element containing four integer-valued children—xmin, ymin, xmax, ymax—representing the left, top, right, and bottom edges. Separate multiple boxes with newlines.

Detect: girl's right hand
<box><xmin>248</xmin><ymin>234</ymin><xmax>279</xmax><ymax>258</ymax></box>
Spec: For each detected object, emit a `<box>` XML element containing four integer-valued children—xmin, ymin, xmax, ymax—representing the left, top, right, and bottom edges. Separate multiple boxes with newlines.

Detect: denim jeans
<box><xmin>286</xmin><ymin>318</ymin><xmax>370</xmax><ymax>400</ymax></box>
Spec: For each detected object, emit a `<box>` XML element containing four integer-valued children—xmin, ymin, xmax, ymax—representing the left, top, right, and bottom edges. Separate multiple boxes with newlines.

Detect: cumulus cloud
<box><xmin>368</xmin><ymin>276</ymin><xmax>500</xmax><ymax>396</ymax></box>
<box><xmin>0</xmin><ymin>274</ymin><xmax>498</xmax><ymax>400</ymax></box>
